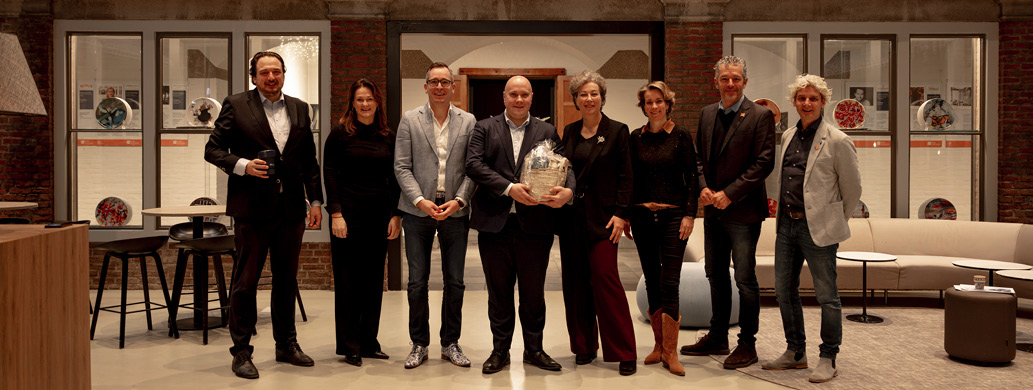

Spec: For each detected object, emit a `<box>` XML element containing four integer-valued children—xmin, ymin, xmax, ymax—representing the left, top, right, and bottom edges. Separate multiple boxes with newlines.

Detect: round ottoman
<box><xmin>635</xmin><ymin>261</ymin><xmax>739</xmax><ymax>328</ymax></box>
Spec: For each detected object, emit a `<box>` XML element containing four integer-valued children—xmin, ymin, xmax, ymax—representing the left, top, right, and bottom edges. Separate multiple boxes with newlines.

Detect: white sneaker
<box><xmin>808</xmin><ymin>357</ymin><xmax>837</xmax><ymax>383</ymax></box>
<box><xmin>404</xmin><ymin>345</ymin><xmax>428</xmax><ymax>369</ymax></box>
<box><xmin>441</xmin><ymin>343</ymin><xmax>471</xmax><ymax>367</ymax></box>
<box><xmin>762</xmin><ymin>349</ymin><xmax>808</xmax><ymax>370</ymax></box>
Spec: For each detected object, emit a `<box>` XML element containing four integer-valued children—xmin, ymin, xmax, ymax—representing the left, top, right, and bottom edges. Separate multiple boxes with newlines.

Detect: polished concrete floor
<box><xmin>89</xmin><ymin>290</ymin><xmax>786</xmax><ymax>390</ymax></box>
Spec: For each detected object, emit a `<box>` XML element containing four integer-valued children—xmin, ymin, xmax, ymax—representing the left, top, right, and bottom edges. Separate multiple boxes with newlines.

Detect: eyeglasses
<box><xmin>426</xmin><ymin>79</ymin><xmax>453</xmax><ymax>87</ymax></box>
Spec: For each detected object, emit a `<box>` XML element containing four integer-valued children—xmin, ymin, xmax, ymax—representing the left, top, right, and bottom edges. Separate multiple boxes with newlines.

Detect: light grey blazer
<box><xmin>776</xmin><ymin>119</ymin><xmax>862</xmax><ymax>247</ymax></box>
<box><xmin>394</xmin><ymin>103</ymin><xmax>477</xmax><ymax>218</ymax></box>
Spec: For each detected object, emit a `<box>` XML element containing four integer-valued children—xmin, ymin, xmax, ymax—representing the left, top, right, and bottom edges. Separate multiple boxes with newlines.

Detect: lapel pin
<box><xmin>815</xmin><ymin>145</ymin><xmax>820</xmax><ymax>150</ymax></box>
<box><xmin>740</xmin><ymin>112</ymin><xmax>746</xmax><ymax>117</ymax></box>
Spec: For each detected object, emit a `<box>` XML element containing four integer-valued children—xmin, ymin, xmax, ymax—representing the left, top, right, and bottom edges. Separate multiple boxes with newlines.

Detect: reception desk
<box><xmin>1</xmin><ymin>224</ymin><xmax>90</xmax><ymax>390</ymax></box>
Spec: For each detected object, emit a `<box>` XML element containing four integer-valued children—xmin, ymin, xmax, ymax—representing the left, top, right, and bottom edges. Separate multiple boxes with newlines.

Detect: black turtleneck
<box><xmin>323</xmin><ymin>121</ymin><xmax>400</xmax><ymax>216</ymax></box>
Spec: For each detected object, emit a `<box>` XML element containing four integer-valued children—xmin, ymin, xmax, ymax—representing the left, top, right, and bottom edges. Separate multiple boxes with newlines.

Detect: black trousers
<box><xmin>331</xmin><ymin>209</ymin><xmax>392</xmax><ymax>356</ymax></box>
<box><xmin>630</xmin><ymin>208</ymin><xmax>686</xmax><ymax>318</ymax></box>
<box><xmin>228</xmin><ymin>209</ymin><xmax>305</xmax><ymax>356</ymax></box>
<box><xmin>477</xmin><ymin>214</ymin><xmax>554</xmax><ymax>353</ymax></box>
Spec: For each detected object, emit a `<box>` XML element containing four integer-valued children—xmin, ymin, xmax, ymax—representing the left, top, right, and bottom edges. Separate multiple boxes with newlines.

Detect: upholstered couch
<box><xmin>683</xmin><ymin>218</ymin><xmax>1033</xmax><ymax>298</ymax></box>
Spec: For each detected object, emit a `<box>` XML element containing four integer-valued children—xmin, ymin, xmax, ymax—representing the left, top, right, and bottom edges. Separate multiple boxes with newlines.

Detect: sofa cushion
<box><xmin>868</xmin><ymin>218</ymin><xmax>1022</xmax><ymax>262</ymax></box>
<box><xmin>756</xmin><ymin>254</ymin><xmax>898</xmax><ymax>290</ymax></box>
<box><xmin>686</xmin><ymin>217</ymin><xmax>874</xmax><ymax>261</ymax></box>
<box><xmin>895</xmin><ymin>255</ymin><xmax>993</xmax><ymax>291</ymax></box>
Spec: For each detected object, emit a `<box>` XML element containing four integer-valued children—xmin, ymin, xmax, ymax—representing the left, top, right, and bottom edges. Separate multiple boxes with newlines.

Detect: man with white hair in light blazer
<box><xmin>761</xmin><ymin>74</ymin><xmax>861</xmax><ymax>383</ymax></box>
<box><xmin>394</xmin><ymin>62</ymin><xmax>477</xmax><ymax>369</ymax></box>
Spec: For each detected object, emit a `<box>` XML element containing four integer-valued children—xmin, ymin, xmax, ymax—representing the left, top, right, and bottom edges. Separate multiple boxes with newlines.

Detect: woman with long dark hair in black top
<box><xmin>324</xmin><ymin>78</ymin><xmax>401</xmax><ymax>367</ymax></box>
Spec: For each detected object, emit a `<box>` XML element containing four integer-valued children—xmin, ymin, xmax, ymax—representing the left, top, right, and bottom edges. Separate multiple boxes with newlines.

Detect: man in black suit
<box><xmin>680</xmin><ymin>56</ymin><xmax>776</xmax><ymax>370</ymax></box>
<box><xmin>465</xmin><ymin>75</ymin><xmax>574</xmax><ymax>374</ymax></box>
<box><xmin>204</xmin><ymin>51</ymin><xmax>323</xmax><ymax>379</ymax></box>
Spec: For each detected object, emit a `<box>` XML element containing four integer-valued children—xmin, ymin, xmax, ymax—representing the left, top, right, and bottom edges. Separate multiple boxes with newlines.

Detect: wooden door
<box><xmin>555</xmin><ymin>75</ymin><xmax>580</xmax><ymax>139</ymax></box>
<box><xmin>451</xmin><ymin>74</ymin><xmax>468</xmax><ymax>111</ymax></box>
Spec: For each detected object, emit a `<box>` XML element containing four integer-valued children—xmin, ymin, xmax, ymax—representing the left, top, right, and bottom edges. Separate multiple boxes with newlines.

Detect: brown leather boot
<box><xmin>723</xmin><ymin>343</ymin><xmax>758</xmax><ymax>369</ymax></box>
<box><xmin>644</xmin><ymin>310</ymin><xmax>663</xmax><ymax>365</ymax></box>
<box><xmin>660</xmin><ymin>313</ymin><xmax>685</xmax><ymax>376</ymax></box>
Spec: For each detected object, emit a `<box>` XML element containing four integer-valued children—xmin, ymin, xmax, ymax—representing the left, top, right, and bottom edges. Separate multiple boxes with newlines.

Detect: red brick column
<box><xmin>0</xmin><ymin>16</ymin><xmax>54</xmax><ymax>223</ymax></box>
<box><xmin>998</xmin><ymin>21</ymin><xmax>1033</xmax><ymax>223</ymax></box>
<box><xmin>664</xmin><ymin>21</ymin><xmax>723</xmax><ymax>132</ymax></box>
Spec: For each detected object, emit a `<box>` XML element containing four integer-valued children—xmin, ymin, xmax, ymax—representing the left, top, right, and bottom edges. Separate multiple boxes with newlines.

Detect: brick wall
<box><xmin>330</xmin><ymin>20</ymin><xmax>387</xmax><ymax>118</ymax></box>
<box><xmin>0</xmin><ymin>16</ymin><xmax>54</xmax><ymax>223</ymax></box>
<box><xmin>664</xmin><ymin>21</ymin><xmax>722</xmax><ymax>131</ymax></box>
<box><xmin>998</xmin><ymin>21</ymin><xmax>1033</xmax><ymax>223</ymax></box>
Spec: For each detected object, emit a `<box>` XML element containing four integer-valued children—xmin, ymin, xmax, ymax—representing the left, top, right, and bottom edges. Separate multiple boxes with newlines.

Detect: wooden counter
<box><xmin>1</xmin><ymin>224</ymin><xmax>90</xmax><ymax>390</ymax></box>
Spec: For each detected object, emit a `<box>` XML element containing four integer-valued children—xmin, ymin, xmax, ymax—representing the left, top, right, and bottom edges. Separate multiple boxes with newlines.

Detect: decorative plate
<box><xmin>753</xmin><ymin>98</ymin><xmax>782</xmax><ymax>128</ymax></box>
<box><xmin>919</xmin><ymin>197</ymin><xmax>957</xmax><ymax>220</ymax></box>
<box><xmin>95</xmin><ymin>97</ymin><xmax>132</xmax><ymax>129</ymax></box>
<box><xmin>833</xmin><ymin>99</ymin><xmax>865</xmax><ymax>129</ymax></box>
<box><xmin>851</xmin><ymin>200</ymin><xmax>870</xmax><ymax>218</ymax></box>
<box><xmin>95</xmin><ymin>196</ymin><xmax>131</xmax><ymax>226</ymax></box>
<box><xmin>188</xmin><ymin>97</ymin><xmax>222</xmax><ymax>127</ymax></box>
<box><xmin>767</xmin><ymin>198</ymin><xmax>778</xmax><ymax>218</ymax></box>
<box><xmin>190</xmin><ymin>197</ymin><xmax>221</xmax><ymax>222</ymax></box>
<box><xmin>916</xmin><ymin>98</ymin><xmax>955</xmax><ymax>130</ymax></box>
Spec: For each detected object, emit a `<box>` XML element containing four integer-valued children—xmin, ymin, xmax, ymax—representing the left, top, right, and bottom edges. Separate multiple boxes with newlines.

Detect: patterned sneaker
<box><xmin>441</xmin><ymin>343</ymin><xmax>472</xmax><ymax>367</ymax></box>
<box><xmin>404</xmin><ymin>345</ymin><xmax>429</xmax><ymax>369</ymax></box>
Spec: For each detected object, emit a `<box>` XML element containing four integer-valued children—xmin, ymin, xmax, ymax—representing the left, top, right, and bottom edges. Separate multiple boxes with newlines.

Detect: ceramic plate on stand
<box><xmin>753</xmin><ymin>98</ymin><xmax>782</xmax><ymax>128</ymax></box>
<box><xmin>95</xmin><ymin>196</ymin><xmax>131</xmax><ymax>226</ymax></box>
<box><xmin>833</xmin><ymin>99</ymin><xmax>865</xmax><ymax>129</ymax></box>
<box><xmin>96</xmin><ymin>97</ymin><xmax>132</xmax><ymax>129</ymax></box>
<box><xmin>188</xmin><ymin>97</ymin><xmax>222</xmax><ymax>127</ymax></box>
<box><xmin>917</xmin><ymin>98</ymin><xmax>956</xmax><ymax>130</ymax></box>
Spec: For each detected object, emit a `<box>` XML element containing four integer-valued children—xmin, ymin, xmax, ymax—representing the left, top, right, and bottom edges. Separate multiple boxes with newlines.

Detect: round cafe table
<box><xmin>0</xmin><ymin>201</ymin><xmax>38</xmax><ymax>210</ymax></box>
<box><xmin>952</xmin><ymin>259</ymin><xmax>1031</xmax><ymax>286</ymax></box>
<box><xmin>837</xmin><ymin>251</ymin><xmax>897</xmax><ymax>324</ymax></box>
<box><xmin>996</xmin><ymin>269</ymin><xmax>1033</xmax><ymax>353</ymax></box>
<box><xmin>142</xmin><ymin>205</ymin><xmax>227</xmax><ymax>330</ymax></box>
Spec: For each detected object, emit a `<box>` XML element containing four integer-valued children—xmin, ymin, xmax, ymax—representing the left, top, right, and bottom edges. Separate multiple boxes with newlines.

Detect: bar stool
<box><xmin>90</xmin><ymin>236</ymin><xmax>176</xmax><ymax>349</ymax></box>
<box><xmin>170</xmin><ymin>234</ymin><xmax>235</xmax><ymax>345</ymax></box>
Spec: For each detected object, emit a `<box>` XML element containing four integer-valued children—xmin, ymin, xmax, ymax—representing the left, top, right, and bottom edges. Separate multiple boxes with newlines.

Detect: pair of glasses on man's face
<box><xmin>427</xmin><ymin>79</ymin><xmax>453</xmax><ymax>87</ymax></box>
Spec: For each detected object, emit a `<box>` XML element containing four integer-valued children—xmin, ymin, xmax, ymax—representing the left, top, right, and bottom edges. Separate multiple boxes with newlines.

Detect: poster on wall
<box><xmin>124</xmin><ymin>84</ymin><xmax>142</xmax><ymax>129</ymax></box>
<box><xmin>162</xmin><ymin>86</ymin><xmax>170</xmax><ymax>105</ymax></box>
<box><xmin>78</xmin><ymin>88</ymin><xmax>94</xmax><ymax>111</ymax></box>
<box><xmin>172</xmin><ymin>90</ymin><xmax>187</xmax><ymax>110</ymax></box>
<box><xmin>875</xmin><ymin>90</ymin><xmax>890</xmax><ymax>111</ymax></box>
<box><xmin>950</xmin><ymin>85</ymin><xmax>973</xmax><ymax>107</ymax></box>
<box><xmin>909</xmin><ymin>87</ymin><xmax>925</xmax><ymax>106</ymax></box>
<box><xmin>848</xmin><ymin>86</ymin><xmax>873</xmax><ymax>106</ymax></box>
<box><xmin>78</xmin><ymin>84</ymin><xmax>96</xmax><ymax>129</ymax></box>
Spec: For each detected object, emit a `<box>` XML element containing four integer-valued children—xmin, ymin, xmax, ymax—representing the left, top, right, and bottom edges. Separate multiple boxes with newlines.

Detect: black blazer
<box><xmin>694</xmin><ymin>97</ymin><xmax>776</xmax><ymax>223</ymax></box>
<box><xmin>560</xmin><ymin>114</ymin><xmax>633</xmax><ymax>242</ymax></box>
<box><xmin>465</xmin><ymin>114</ymin><xmax>575</xmax><ymax>234</ymax></box>
<box><xmin>204</xmin><ymin>89</ymin><xmax>323</xmax><ymax>220</ymax></box>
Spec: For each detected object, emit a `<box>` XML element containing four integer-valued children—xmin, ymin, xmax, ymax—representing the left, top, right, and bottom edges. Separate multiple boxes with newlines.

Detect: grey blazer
<box><xmin>776</xmin><ymin>119</ymin><xmax>862</xmax><ymax>247</ymax></box>
<box><xmin>394</xmin><ymin>103</ymin><xmax>477</xmax><ymax>218</ymax></box>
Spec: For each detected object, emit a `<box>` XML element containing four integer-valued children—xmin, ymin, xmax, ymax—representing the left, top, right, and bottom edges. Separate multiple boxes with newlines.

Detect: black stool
<box><xmin>0</xmin><ymin>217</ymin><xmax>31</xmax><ymax>224</ymax></box>
<box><xmin>90</xmin><ymin>236</ymin><xmax>176</xmax><ymax>348</ymax></box>
<box><xmin>170</xmin><ymin>234</ymin><xmax>235</xmax><ymax>345</ymax></box>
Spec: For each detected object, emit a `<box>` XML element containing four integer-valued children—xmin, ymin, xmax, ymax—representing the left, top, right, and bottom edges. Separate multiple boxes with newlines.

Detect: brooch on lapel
<box><xmin>597</xmin><ymin>136</ymin><xmax>605</xmax><ymax>144</ymax></box>
<box><xmin>740</xmin><ymin>112</ymin><xmax>746</xmax><ymax>117</ymax></box>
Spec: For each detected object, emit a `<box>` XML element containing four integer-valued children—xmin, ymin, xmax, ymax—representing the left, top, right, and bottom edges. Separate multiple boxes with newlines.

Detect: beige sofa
<box><xmin>684</xmin><ymin>218</ymin><xmax>1033</xmax><ymax>298</ymax></box>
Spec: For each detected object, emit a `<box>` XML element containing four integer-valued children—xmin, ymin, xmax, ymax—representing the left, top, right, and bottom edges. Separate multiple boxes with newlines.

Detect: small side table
<box><xmin>141</xmin><ymin>205</ymin><xmax>227</xmax><ymax>330</ymax></box>
<box><xmin>952</xmin><ymin>260</ymin><xmax>1031</xmax><ymax>286</ymax></box>
<box><xmin>837</xmin><ymin>251</ymin><xmax>897</xmax><ymax>324</ymax></box>
<box><xmin>996</xmin><ymin>269</ymin><xmax>1033</xmax><ymax>353</ymax></box>
<box><xmin>0</xmin><ymin>201</ymin><xmax>38</xmax><ymax>211</ymax></box>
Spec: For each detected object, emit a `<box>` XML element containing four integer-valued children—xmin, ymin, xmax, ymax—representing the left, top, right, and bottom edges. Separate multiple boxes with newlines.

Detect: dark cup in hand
<box><xmin>257</xmin><ymin>149</ymin><xmax>277</xmax><ymax>177</ymax></box>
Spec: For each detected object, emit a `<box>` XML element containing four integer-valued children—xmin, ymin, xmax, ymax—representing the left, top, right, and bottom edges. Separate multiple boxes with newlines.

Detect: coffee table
<box><xmin>952</xmin><ymin>260</ymin><xmax>1031</xmax><ymax>286</ymax></box>
<box><xmin>837</xmin><ymin>251</ymin><xmax>897</xmax><ymax>323</ymax></box>
<box><xmin>141</xmin><ymin>205</ymin><xmax>226</xmax><ymax>330</ymax></box>
<box><xmin>996</xmin><ymin>269</ymin><xmax>1033</xmax><ymax>353</ymax></box>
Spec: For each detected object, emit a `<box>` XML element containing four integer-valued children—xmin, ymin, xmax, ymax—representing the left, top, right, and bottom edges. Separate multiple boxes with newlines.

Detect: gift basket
<box><xmin>520</xmin><ymin>140</ymin><xmax>570</xmax><ymax>201</ymax></box>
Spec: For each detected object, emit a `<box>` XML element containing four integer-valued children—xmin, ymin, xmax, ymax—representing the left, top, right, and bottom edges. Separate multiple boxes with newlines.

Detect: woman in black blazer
<box><xmin>557</xmin><ymin>70</ymin><xmax>637</xmax><ymax>375</ymax></box>
<box><xmin>629</xmin><ymin>81</ymin><xmax>698</xmax><ymax>376</ymax></box>
<box><xmin>323</xmin><ymin>78</ymin><xmax>401</xmax><ymax>367</ymax></box>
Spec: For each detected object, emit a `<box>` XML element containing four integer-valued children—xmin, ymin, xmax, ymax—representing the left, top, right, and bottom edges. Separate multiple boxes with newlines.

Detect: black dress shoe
<box><xmin>575</xmin><ymin>352</ymin><xmax>597</xmax><ymax>365</ymax></box>
<box><xmin>342</xmin><ymin>354</ymin><xmax>363</xmax><ymax>367</ymax></box>
<box><xmin>361</xmin><ymin>350</ymin><xmax>390</xmax><ymax>359</ymax></box>
<box><xmin>481</xmin><ymin>350</ymin><xmax>510</xmax><ymax>374</ymax></box>
<box><xmin>523</xmin><ymin>350</ymin><xmax>562</xmax><ymax>371</ymax></box>
<box><xmin>619</xmin><ymin>360</ymin><xmax>636</xmax><ymax>376</ymax></box>
<box><xmin>232</xmin><ymin>350</ymin><xmax>259</xmax><ymax>379</ymax></box>
<box><xmin>275</xmin><ymin>341</ymin><xmax>315</xmax><ymax>367</ymax></box>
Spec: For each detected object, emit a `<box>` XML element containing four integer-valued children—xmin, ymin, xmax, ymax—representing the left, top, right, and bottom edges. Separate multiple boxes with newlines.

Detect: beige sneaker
<box><xmin>808</xmin><ymin>357</ymin><xmax>837</xmax><ymax>383</ymax></box>
<box><xmin>762</xmin><ymin>350</ymin><xmax>808</xmax><ymax>370</ymax></box>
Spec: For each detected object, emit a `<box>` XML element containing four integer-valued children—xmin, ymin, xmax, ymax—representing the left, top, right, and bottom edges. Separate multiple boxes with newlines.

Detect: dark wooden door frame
<box><xmin>384</xmin><ymin>20</ymin><xmax>666</xmax><ymax>290</ymax></box>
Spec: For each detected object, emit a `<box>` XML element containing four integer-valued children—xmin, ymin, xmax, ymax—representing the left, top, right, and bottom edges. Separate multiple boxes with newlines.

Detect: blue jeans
<box><xmin>774</xmin><ymin>213</ymin><xmax>842</xmax><ymax>359</ymax></box>
<box><xmin>703</xmin><ymin>217</ymin><xmax>761</xmax><ymax>345</ymax></box>
<box><xmin>402</xmin><ymin>213</ymin><xmax>469</xmax><ymax>347</ymax></box>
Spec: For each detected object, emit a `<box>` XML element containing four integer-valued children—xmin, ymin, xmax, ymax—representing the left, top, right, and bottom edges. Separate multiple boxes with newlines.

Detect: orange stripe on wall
<box><xmin>77</xmin><ymin>139</ymin><xmax>189</xmax><ymax>146</ymax></box>
<box><xmin>910</xmin><ymin>140</ymin><xmax>943</xmax><ymax>147</ymax></box>
<box><xmin>945</xmin><ymin>140</ymin><xmax>972</xmax><ymax>148</ymax></box>
<box><xmin>853</xmin><ymin>140</ymin><xmax>892</xmax><ymax>148</ymax></box>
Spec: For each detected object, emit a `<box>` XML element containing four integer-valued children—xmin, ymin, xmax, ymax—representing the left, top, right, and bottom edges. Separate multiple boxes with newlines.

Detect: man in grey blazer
<box><xmin>761</xmin><ymin>74</ymin><xmax>861</xmax><ymax>383</ymax></box>
<box><xmin>394</xmin><ymin>62</ymin><xmax>476</xmax><ymax>369</ymax></box>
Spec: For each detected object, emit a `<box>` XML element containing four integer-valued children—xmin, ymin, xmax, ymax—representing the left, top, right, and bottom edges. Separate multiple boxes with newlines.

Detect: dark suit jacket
<box><xmin>560</xmin><ymin>114</ymin><xmax>633</xmax><ymax>242</ymax></box>
<box><xmin>695</xmin><ymin>97</ymin><xmax>776</xmax><ymax>223</ymax></box>
<box><xmin>465</xmin><ymin>114</ymin><xmax>575</xmax><ymax>234</ymax></box>
<box><xmin>204</xmin><ymin>89</ymin><xmax>323</xmax><ymax>220</ymax></box>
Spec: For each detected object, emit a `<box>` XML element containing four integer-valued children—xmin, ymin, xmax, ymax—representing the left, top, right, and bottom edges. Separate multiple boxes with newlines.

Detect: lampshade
<box><xmin>0</xmin><ymin>33</ymin><xmax>47</xmax><ymax>116</ymax></box>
